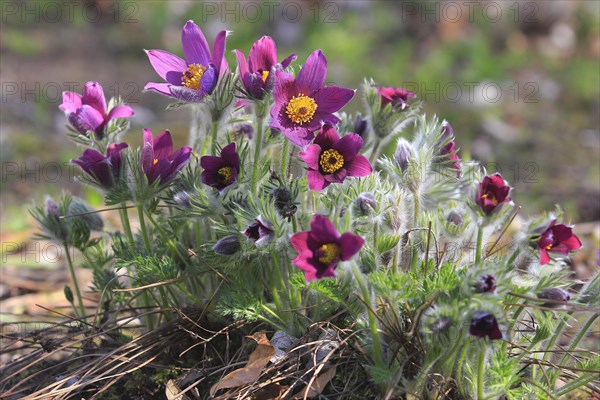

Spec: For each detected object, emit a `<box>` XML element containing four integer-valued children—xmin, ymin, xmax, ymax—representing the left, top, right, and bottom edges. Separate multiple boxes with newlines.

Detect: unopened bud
<box><xmin>354</xmin><ymin>113</ymin><xmax>368</xmax><ymax>137</ymax></box>
<box><xmin>64</xmin><ymin>285</ymin><xmax>74</xmax><ymax>303</ymax></box>
<box><xmin>538</xmin><ymin>287</ymin><xmax>570</xmax><ymax>303</ymax></box>
<box><xmin>212</xmin><ymin>235</ymin><xmax>241</xmax><ymax>256</ymax></box>
<box><xmin>447</xmin><ymin>211</ymin><xmax>463</xmax><ymax>226</ymax></box>
<box><xmin>394</xmin><ymin>138</ymin><xmax>414</xmax><ymax>172</ymax></box>
<box><xmin>474</xmin><ymin>274</ymin><xmax>496</xmax><ymax>293</ymax></box>
<box><xmin>430</xmin><ymin>316</ymin><xmax>452</xmax><ymax>334</ymax></box>
<box><xmin>355</xmin><ymin>192</ymin><xmax>377</xmax><ymax>216</ymax></box>
<box><xmin>173</xmin><ymin>191</ymin><xmax>192</xmax><ymax>208</ymax></box>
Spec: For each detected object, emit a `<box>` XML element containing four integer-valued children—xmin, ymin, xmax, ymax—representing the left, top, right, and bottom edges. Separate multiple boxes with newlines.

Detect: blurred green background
<box><xmin>1</xmin><ymin>0</ymin><xmax>599</xmax><ymax>233</ymax></box>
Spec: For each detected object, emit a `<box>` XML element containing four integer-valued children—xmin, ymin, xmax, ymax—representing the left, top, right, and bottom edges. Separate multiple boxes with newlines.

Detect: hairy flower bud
<box><xmin>270</xmin><ymin>187</ymin><xmax>297</xmax><ymax>219</ymax></box>
<box><xmin>447</xmin><ymin>211</ymin><xmax>463</xmax><ymax>226</ymax></box>
<box><xmin>69</xmin><ymin>197</ymin><xmax>104</xmax><ymax>232</ymax></box>
<box><xmin>538</xmin><ymin>287</ymin><xmax>570</xmax><ymax>304</ymax></box>
<box><xmin>474</xmin><ymin>274</ymin><xmax>496</xmax><ymax>293</ymax></box>
<box><xmin>394</xmin><ymin>138</ymin><xmax>414</xmax><ymax>173</ymax></box>
<box><xmin>212</xmin><ymin>235</ymin><xmax>241</xmax><ymax>256</ymax></box>
<box><xmin>173</xmin><ymin>191</ymin><xmax>192</xmax><ymax>208</ymax></box>
<box><xmin>354</xmin><ymin>113</ymin><xmax>368</xmax><ymax>137</ymax></box>
<box><xmin>354</xmin><ymin>192</ymin><xmax>377</xmax><ymax>216</ymax></box>
<box><xmin>430</xmin><ymin>316</ymin><xmax>453</xmax><ymax>334</ymax></box>
<box><xmin>469</xmin><ymin>311</ymin><xmax>502</xmax><ymax>340</ymax></box>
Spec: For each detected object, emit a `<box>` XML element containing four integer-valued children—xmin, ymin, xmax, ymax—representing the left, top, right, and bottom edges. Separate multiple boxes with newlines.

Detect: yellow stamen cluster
<box><xmin>318</xmin><ymin>243</ymin><xmax>341</xmax><ymax>264</ymax></box>
<box><xmin>218</xmin><ymin>166</ymin><xmax>233</xmax><ymax>183</ymax></box>
<box><xmin>153</xmin><ymin>158</ymin><xmax>159</xmax><ymax>165</ymax></box>
<box><xmin>546</xmin><ymin>244</ymin><xmax>554</xmax><ymax>250</ymax></box>
<box><xmin>320</xmin><ymin>149</ymin><xmax>345</xmax><ymax>174</ymax></box>
<box><xmin>285</xmin><ymin>95</ymin><xmax>317</xmax><ymax>124</ymax></box>
<box><xmin>181</xmin><ymin>64</ymin><xmax>207</xmax><ymax>91</ymax></box>
<box><xmin>481</xmin><ymin>193</ymin><xmax>498</xmax><ymax>206</ymax></box>
<box><xmin>261</xmin><ymin>70</ymin><xmax>269</xmax><ymax>82</ymax></box>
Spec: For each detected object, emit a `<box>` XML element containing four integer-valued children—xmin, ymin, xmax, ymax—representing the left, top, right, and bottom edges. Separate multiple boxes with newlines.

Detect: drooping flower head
<box><xmin>60</xmin><ymin>81</ymin><xmax>134</xmax><ymax>140</ymax></box>
<box><xmin>469</xmin><ymin>311</ymin><xmax>502</xmax><ymax>340</ymax></box>
<box><xmin>537</xmin><ymin>287</ymin><xmax>571</xmax><ymax>304</ymax></box>
<box><xmin>234</xmin><ymin>36</ymin><xmax>296</xmax><ymax>100</ymax></box>
<box><xmin>270</xmin><ymin>50</ymin><xmax>355</xmax><ymax>146</ymax></box>
<box><xmin>200</xmin><ymin>143</ymin><xmax>240</xmax><ymax>191</ymax></box>
<box><xmin>377</xmin><ymin>85</ymin><xmax>416</xmax><ymax>110</ymax></box>
<box><xmin>140</xmin><ymin>129</ymin><xmax>192</xmax><ymax>186</ymax></box>
<box><xmin>436</xmin><ymin>120</ymin><xmax>461</xmax><ymax>176</ymax></box>
<box><xmin>243</xmin><ymin>216</ymin><xmax>274</xmax><ymax>246</ymax></box>
<box><xmin>537</xmin><ymin>220</ymin><xmax>582</xmax><ymax>265</ymax></box>
<box><xmin>475</xmin><ymin>173</ymin><xmax>512</xmax><ymax>215</ymax></box>
<box><xmin>145</xmin><ymin>21</ymin><xmax>227</xmax><ymax>102</ymax></box>
<box><xmin>290</xmin><ymin>214</ymin><xmax>364</xmax><ymax>281</ymax></box>
<box><xmin>299</xmin><ymin>125</ymin><xmax>372</xmax><ymax>190</ymax></box>
<box><xmin>72</xmin><ymin>143</ymin><xmax>128</xmax><ymax>189</ymax></box>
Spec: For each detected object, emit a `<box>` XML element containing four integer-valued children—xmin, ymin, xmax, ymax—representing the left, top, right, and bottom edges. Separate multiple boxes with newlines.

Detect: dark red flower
<box><xmin>537</xmin><ymin>220</ymin><xmax>582</xmax><ymax>265</ymax></box>
<box><xmin>475</xmin><ymin>173</ymin><xmax>511</xmax><ymax>215</ymax></box>
<box><xmin>298</xmin><ymin>125</ymin><xmax>372</xmax><ymax>190</ymax></box>
<box><xmin>290</xmin><ymin>214</ymin><xmax>364</xmax><ymax>281</ymax></box>
<box><xmin>469</xmin><ymin>311</ymin><xmax>502</xmax><ymax>340</ymax></box>
<box><xmin>72</xmin><ymin>143</ymin><xmax>128</xmax><ymax>189</ymax></box>
<box><xmin>200</xmin><ymin>143</ymin><xmax>240</xmax><ymax>191</ymax></box>
<box><xmin>436</xmin><ymin>120</ymin><xmax>461</xmax><ymax>176</ymax></box>
<box><xmin>377</xmin><ymin>86</ymin><xmax>416</xmax><ymax>110</ymax></box>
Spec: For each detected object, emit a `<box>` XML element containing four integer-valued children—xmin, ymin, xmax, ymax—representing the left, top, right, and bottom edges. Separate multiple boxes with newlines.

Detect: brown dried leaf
<box><xmin>165</xmin><ymin>379</ymin><xmax>191</xmax><ymax>400</ymax></box>
<box><xmin>291</xmin><ymin>367</ymin><xmax>336</xmax><ymax>399</ymax></box>
<box><xmin>209</xmin><ymin>331</ymin><xmax>275</xmax><ymax>397</ymax></box>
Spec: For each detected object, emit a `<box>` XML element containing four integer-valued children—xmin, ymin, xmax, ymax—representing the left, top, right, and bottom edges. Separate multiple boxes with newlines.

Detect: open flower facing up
<box><xmin>72</xmin><ymin>143</ymin><xmax>128</xmax><ymax>189</ymax></box>
<box><xmin>200</xmin><ymin>143</ymin><xmax>240</xmax><ymax>191</ymax></box>
<box><xmin>243</xmin><ymin>216</ymin><xmax>274</xmax><ymax>246</ymax></box>
<box><xmin>299</xmin><ymin>125</ymin><xmax>372</xmax><ymax>190</ymax></box>
<box><xmin>377</xmin><ymin>85</ymin><xmax>416</xmax><ymax>110</ymax></box>
<box><xmin>469</xmin><ymin>311</ymin><xmax>503</xmax><ymax>340</ymax></box>
<box><xmin>141</xmin><ymin>129</ymin><xmax>192</xmax><ymax>186</ymax></box>
<box><xmin>60</xmin><ymin>81</ymin><xmax>134</xmax><ymax>140</ymax></box>
<box><xmin>234</xmin><ymin>36</ymin><xmax>296</xmax><ymax>100</ymax></box>
<box><xmin>145</xmin><ymin>20</ymin><xmax>227</xmax><ymax>102</ymax></box>
<box><xmin>537</xmin><ymin>220</ymin><xmax>582</xmax><ymax>265</ymax></box>
<box><xmin>290</xmin><ymin>214</ymin><xmax>364</xmax><ymax>281</ymax></box>
<box><xmin>475</xmin><ymin>173</ymin><xmax>512</xmax><ymax>215</ymax></box>
<box><xmin>270</xmin><ymin>50</ymin><xmax>355</xmax><ymax>146</ymax></box>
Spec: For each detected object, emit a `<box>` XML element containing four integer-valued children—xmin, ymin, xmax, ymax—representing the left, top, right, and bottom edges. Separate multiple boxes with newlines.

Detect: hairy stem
<box><xmin>353</xmin><ymin>265</ymin><xmax>384</xmax><ymax>367</ymax></box>
<box><xmin>280</xmin><ymin>138</ymin><xmax>290</xmax><ymax>179</ymax></box>
<box><xmin>477</xmin><ymin>345</ymin><xmax>486</xmax><ymax>399</ymax></box>
<box><xmin>119</xmin><ymin>203</ymin><xmax>135</xmax><ymax>247</ymax></box>
<box><xmin>251</xmin><ymin>112</ymin><xmax>264</xmax><ymax>194</ymax></box>
<box><xmin>475</xmin><ymin>225</ymin><xmax>484</xmax><ymax>264</ymax></box>
<box><xmin>137</xmin><ymin>203</ymin><xmax>152</xmax><ymax>253</ymax></box>
<box><xmin>63</xmin><ymin>242</ymin><xmax>85</xmax><ymax>317</ymax></box>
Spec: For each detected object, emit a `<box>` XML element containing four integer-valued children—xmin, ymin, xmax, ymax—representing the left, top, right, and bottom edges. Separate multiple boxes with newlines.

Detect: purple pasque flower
<box><xmin>469</xmin><ymin>311</ymin><xmax>502</xmax><ymax>340</ymax></box>
<box><xmin>298</xmin><ymin>125</ymin><xmax>372</xmax><ymax>190</ymax></box>
<box><xmin>290</xmin><ymin>214</ymin><xmax>364</xmax><ymax>281</ymax></box>
<box><xmin>475</xmin><ymin>173</ymin><xmax>512</xmax><ymax>215</ymax></box>
<box><xmin>60</xmin><ymin>81</ymin><xmax>134</xmax><ymax>140</ymax></box>
<box><xmin>72</xmin><ymin>143</ymin><xmax>128</xmax><ymax>189</ymax></box>
<box><xmin>200</xmin><ymin>143</ymin><xmax>240</xmax><ymax>191</ymax></box>
<box><xmin>270</xmin><ymin>50</ymin><xmax>355</xmax><ymax>147</ymax></box>
<box><xmin>234</xmin><ymin>36</ymin><xmax>296</xmax><ymax>100</ymax></box>
<box><xmin>141</xmin><ymin>129</ymin><xmax>192</xmax><ymax>186</ymax></box>
<box><xmin>377</xmin><ymin>85</ymin><xmax>416</xmax><ymax>110</ymax></box>
<box><xmin>538</xmin><ymin>287</ymin><xmax>571</xmax><ymax>303</ymax></box>
<box><xmin>144</xmin><ymin>20</ymin><xmax>227</xmax><ymax>102</ymax></box>
<box><xmin>537</xmin><ymin>220</ymin><xmax>582</xmax><ymax>265</ymax></box>
<box><xmin>243</xmin><ymin>216</ymin><xmax>274</xmax><ymax>246</ymax></box>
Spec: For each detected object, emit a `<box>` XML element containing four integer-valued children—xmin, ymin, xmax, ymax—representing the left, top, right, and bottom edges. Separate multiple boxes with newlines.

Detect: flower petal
<box><xmin>200</xmin><ymin>64</ymin><xmax>218</xmax><ymax>94</ymax></box>
<box><xmin>280</xmin><ymin>53</ymin><xmax>297</xmax><ymax>69</ymax></box>
<box><xmin>313</xmin><ymin>86</ymin><xmax>355</xmax><ymax>113</ymax></box>
<box><xmin>313</xmin><ymin>125</ymin><xmax>339</xmax><ymax>149</ymax></box>
<box><xmin>59</xmin><ymin>92</ymin><xmax>82</xmax><ymax>113</ymax></box>
<box><xmin>69</xmin><ymin>105</ymin><xmax>104</xmax><ymax>134</ymax></box>
<box><xmin>298</xmin><ymin>144</ymin><xmax>322</xmax><ymax>170</ymax></box>
<box><xmin>212</xmin><ymin>30</ymin><xmax>228</xmax><ymax>76</ymax></box>
<box><xmin>169</xmin><ymin>86</ymin><xmax>206</xmax><ymax>103</ymax></box>
<box><xmin>182</xmin><ymin>20</ymin><xmax>211</xmax><ymax>66</ymax></box>
<box><xmin>296</xmin><ymin>50</ymin><xmax>327</xmax><ymax>92</ymax></box>
<box><xmin>539</xmin><ymin>248</ymin><xmax>551</xmax><ymax>265</ymax></box>
<box><xmin>310</xmin><ymin>214</ymin><xmax>339</xmax><ymax>243</ymax></box>
<box><xmin>82</xmin><ymin>81</ymin><xmax>107</xmax><ymax>117</ymax></box>
<box><xmin>234</xmin><ymin>49</ymin><xmax>249</xmax><ymax>76</ymax></box>
<box><xmin>333</xmin><ymin>133</ymin><xmax>363</xmax><ymax>159</ymax></box>
<box><xmin>153</xmin><ymin>130</ymin><xmax>174</xmax><ymax>161</ymax></box>
<box><xmin>146</xmin><ymin>49</ymin><xmax>187</xmax><ymax>85</ymax></box>
<box><xmin>338</xmin><ymin>232</ymin><xmax>364</xmax><ymax>261</ymax></box>
<box><xmin>144</xmin><ymin>82</ymin><xmax>173</xmax><ymax>96</ymax></box>
<box><xmin>307</xmin><ymin>169</ymin><xmax>328</xmax><ymax>190</ymax></box>
<box><xmin>248</xmin><ymin>36</ymin><xmax>277</xmax><ymax>72</ymax></box>
<box><xmin>272</xmin><ymin>69</ymin><xmax>298</xmax><ymax>105</ymax></box>
<box><xmin>220</xmin><ymin>143</ymin><xmax>240</xmax><ymax>171</ymax></box>
<box><xmin>346</xmin><ymin>154</ymin><xmax>372</xmax><ymax>177</ymax></box>
<box><xmin>107</xmin><ymin>104</ymin><xmax>134</xmax><ymax>120</ymax></box>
